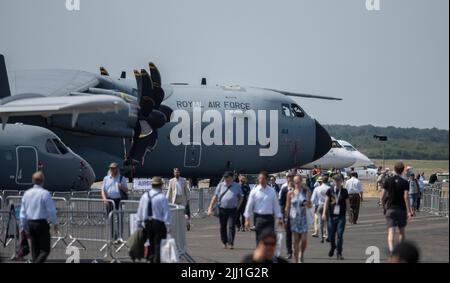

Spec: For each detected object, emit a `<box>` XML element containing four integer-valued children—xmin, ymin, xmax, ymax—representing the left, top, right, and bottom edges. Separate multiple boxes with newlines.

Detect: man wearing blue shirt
<box><xmin>101</xmin><ymin>162</ymin><xmax>128</xmax><ymax>211</ymax></box>
<box><xmin>20</xmin><ymin>172</ymin><xmax>58</xmax><ymax>263</ymax></box>
<box><xmin>208</xmin><ymin>171</ymin><xmax>243</xmax><ymax>249</ymax></box>
<box><xmin>101</xmin><ymin>162</ymin><xmax>128</xmax><ymax>242</ymax></box>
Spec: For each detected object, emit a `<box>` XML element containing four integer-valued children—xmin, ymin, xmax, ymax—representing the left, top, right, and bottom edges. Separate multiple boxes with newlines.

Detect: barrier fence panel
<box><xmin>109</xmin><ymin>200</ymin><xmax>140</xmax><ymax>262</ymax></box>
<box><xmin>1</xmin><ymin>193</ymin><xmax>193</xmax><ymax>263</ymax></box>
<box><xmin>109</xmin><ymin>202</ymin><xmax>194</xmax><ymax>263</ymax></box>
<box><xmin>67</xmin><ymin>198</ymin><xmax>115</xmax><ymax>262</ymax></box>
<box><xmin>191</xmin><ymin>188</ymin><xmax>215</xmax><ymax>219</ymax></box>
<box><xmin>1</xmin><ymin>196</ymin><xmax>23</xmax><ymax>260</ymax></box>
<box><xmin>421</xmin><ymin>183</ymin><xmax>448</xmax><ymax>217</ymax></box>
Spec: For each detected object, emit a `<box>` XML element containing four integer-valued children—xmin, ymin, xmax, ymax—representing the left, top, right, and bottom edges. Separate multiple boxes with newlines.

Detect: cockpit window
<box><xmin>290</xmin><ymin>104</ymin><xmax>305</xmax><ymax>118</ymax></box>
<box><xmin>281</xmin><ymin>104</ymin><xmax>292</xmax><ymax>117</ymax></box>
<box><xmin>45</xmin><ymin>139</ymin><xmax>60</xmax><ymax>154</ymax></box>
<box><xmin>344</xmin><ymin>145</ymin><xmax>357</xmax><ymax>152</ymax></box>
<box><xmin>332</xmin><ymin>141</ymin><xmax>343</xmax><ymax>148</ymax></box>
<box><xmin>52</xmin><ymin>139</ymin><xmax>69</xmax><ymax>155</ymax></box>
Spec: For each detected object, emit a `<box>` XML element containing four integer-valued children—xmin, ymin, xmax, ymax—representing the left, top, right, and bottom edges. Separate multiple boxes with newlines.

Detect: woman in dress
<box><xmin>285</xmin><ymin>175</ymin><xmax>312</xmax><ymax>263</ymax></box>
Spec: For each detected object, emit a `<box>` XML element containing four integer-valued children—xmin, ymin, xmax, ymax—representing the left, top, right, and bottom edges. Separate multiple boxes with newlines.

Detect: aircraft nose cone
<box><xmin>313</xmin><ymin>120</ymin><xmax>332</xmax><ymax>161</ymax></box>
<box><xmin>72</xmin><ymin>158</ymin><xmax>96</xmax><ymax>191</ymax></box>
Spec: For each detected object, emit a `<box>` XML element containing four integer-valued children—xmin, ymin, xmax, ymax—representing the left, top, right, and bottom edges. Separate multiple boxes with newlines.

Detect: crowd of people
<box><xmin>16</xmin><ymin>160</ymin><xmax>424</xmax><ymax>263</ymax></box>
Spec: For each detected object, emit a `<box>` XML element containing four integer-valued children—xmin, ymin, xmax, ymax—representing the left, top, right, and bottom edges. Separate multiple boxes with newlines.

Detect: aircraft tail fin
<box><xmin>0</xmin><ymin>54</ymin><xmax>11</xmax><ymax>99</ymax></box>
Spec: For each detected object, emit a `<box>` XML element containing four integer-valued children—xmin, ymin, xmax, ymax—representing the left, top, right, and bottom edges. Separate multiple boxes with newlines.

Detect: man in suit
<box><xmin>166</xmin><ymin>168</ymin><xmax>191</xmax><ymax>230</ymax></box>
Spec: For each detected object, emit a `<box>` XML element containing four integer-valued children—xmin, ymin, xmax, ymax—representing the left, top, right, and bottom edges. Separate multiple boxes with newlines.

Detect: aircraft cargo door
<box><xmin>16</xmin><ymin>146</ymin><xmax>38</xmax><ymax>185</ymax></box>
<box><xmin>184</xmin><ymin>143</ymin><xmax>202</xmax><ymax>168</ymax></box>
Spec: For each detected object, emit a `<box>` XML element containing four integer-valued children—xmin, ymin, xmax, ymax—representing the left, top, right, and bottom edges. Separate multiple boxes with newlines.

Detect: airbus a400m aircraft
<box><xmin>0</xmin><ymin>54</ymin><xmax>341</xmax><ymax>191</ymax></box>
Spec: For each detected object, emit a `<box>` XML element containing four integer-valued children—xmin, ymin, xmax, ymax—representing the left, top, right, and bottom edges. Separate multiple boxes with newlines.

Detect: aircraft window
<box><xmin>344</xmin><ymin>145</ymin><xmax>357</xmax><ymax>152</ymax></box>
<box><xmin>46</xmin><ymin>139</ymin><xmax>60</xmax><ymax>154</ymax></box>
<box><xmin>331</xmin><ymin>141</ymin><xmax>343</xmax><ymax>148</ymax></box>
<box><xmin>291</xmin><ymin>104</ymin><xmax>305</xmax><ymax>118</ymax></box>
<box><xmin>52</xmin><ymin>139</ymin><xmax>69</xmax><ymax>155</ymax></box>
<box><xmin>281</xmin><ymin>104</ymin><xmax>292</xmax><ymax>117</ymax></box>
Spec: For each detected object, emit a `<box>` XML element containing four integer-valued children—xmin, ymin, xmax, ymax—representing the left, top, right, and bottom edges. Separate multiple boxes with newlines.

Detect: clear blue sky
<box><xmin>1</xmin><ymin>0</ymin><xmax>448</xmax><ymax>129</ymax></box>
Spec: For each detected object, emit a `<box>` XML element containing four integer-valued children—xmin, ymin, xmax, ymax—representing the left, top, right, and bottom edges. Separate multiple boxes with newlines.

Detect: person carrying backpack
<box><xmin>135</xmin><ymin>176</ymin><xmax>171</xmax><ymax>263</ymax></box>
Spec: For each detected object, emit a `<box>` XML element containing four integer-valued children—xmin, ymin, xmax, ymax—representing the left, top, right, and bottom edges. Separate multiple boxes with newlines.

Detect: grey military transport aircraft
<box><xmin>0</xmin><ymin>54</ymin><xmax>341</xmax><ymax>191</ymax></box>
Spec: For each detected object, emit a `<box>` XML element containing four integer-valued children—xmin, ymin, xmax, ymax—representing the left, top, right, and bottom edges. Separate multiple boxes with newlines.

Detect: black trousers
<box><xmin>219</xmin><ymin>208</ymin><xmax>237</xmax><ymax>245</ymax></box>
<box><xmin>349</xmin><ymin>194</ymin><xmax>361</xmax><ymax>224</ymax></box>
<box><xmin>28</xmin><ymin>220</ymin><xmax>51</xmax><ymax>263</ymax></box>
<box><xmin>236</xmin><ymin>200</ymin><xmax>247</xmax><ymax>229</ymax></box>
<box><xmin>144</xmin><ymin>219</ymin><xmax>167</xmax><ymax>263</ymax></box>
<box><xmin>254</xmin><ymin>214</ymin><xmax>275</xmax><ymax>245</ymax></box>
<box><xmin>285</xmin><ymin>217</ymin><xmax>293</xmax><ymax>255</ymax></box>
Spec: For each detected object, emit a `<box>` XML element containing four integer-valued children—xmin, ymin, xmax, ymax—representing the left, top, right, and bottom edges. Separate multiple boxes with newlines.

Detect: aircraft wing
<box><xmin>267</xmin><ymin>89</ymin><xmax>343</xmax><ymax>101</ymax></box>
<box><xmin>0</xmin><ymin>94</ymin><xmax>129</xmax><ymax>128</ymax></box>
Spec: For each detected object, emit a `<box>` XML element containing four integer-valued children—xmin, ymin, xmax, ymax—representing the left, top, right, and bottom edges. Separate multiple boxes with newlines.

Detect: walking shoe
<box><xmin>328</xmin><ymin>248</ymin><xmax>335</xmax><ymax>257</ymax></box>
<box><xmin>337</xmin><ymin>254</ymin><xmax>344</xmax><ymax>260</ymax></box>
<box><xmin>299</xmin><ymin>256</ymin><xmax>305</xmax><ymax>263</ymax></box>
<box><xmin>320</xmin><ymin>239</ymin><xmax>324</xmax><ymax>243</ymax></box>
<box><xmin>311</xmin><ymin>233</ymin><xmax>319</xmax><ymax>238</ymax></box>
<box><xmin>287</xmin><ymin>253</ymin><xmax>293</xmax><ymax>259</ymax></box>
<box><xmin>229</xmin><ymin>245</ymin><xmax>234</xmax><ymax>250</ymax></box>
<box><xmin>186</xmin><ymin>223</ymin><xmax>191</xmax><ymax>231</ymax></box>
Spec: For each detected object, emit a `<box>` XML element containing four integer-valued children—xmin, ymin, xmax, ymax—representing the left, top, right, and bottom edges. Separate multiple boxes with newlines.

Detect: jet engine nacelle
<box><xmin>48</xmin><ymin>106</ymin><xmax>137</xmax><ymax>138</ymax></box>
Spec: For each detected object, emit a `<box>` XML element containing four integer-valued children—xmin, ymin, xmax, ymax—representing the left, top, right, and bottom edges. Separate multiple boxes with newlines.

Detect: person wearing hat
<box><xmin>166</xmin><ymin>168</ymin><xmax>191</xmax><ymax>230</ymax></box>
<box><xmin>101</xmin><ymin>162</ymin><xmax>128</xmax><ymax>211</ymax></box>
<box><xmin>135</xmin><ymin>176</ymin><xmax>171</xmax><ymax>263</ymax></box>
<box><xmin>208</xmin><ymin>171</ymin><xmax>243</xmax><ymax>249</ymax></box>
<box><xmin>322</xmin><ymin>174</ymin><xmax>350</xmax><ymax>260</ymax></box>
<box><xmin>278</xmin><ymin>170</ymin><xmax>295</xmax><ymax>259</ymax></box>
<box><xmin>101</xmin><ymin>162</ymin><xmax>128</xmax><ymax>242</ymax></box>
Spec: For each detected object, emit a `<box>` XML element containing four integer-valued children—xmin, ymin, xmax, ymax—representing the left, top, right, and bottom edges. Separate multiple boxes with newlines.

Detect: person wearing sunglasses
<box><xmin>242</xmin><ymin>229</ymin><xmax>288</xmax><ymax>263</ymax></box>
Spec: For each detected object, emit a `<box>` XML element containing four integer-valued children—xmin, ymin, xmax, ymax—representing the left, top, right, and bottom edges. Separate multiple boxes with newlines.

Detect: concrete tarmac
<box><xmin>186</xmin><ymin>198</ymin><xmax>449</xmax><ymax>263</ymax></box>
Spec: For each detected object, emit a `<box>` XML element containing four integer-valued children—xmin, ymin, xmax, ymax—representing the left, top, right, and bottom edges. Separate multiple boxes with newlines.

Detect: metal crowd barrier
<box><xmin>109</xmin><ymin>201</ymin><xmax>193</xmax><ymax>263</ymax></box>
<box><xmin>421</xmin><ymin>183</ymin><xmax>449</xmax><ymax>217</ymax></box>
<box><xmin>66</xmin><ymin>198</ymin><xmax>115</xmax><ymax>262</ymax></box>
<box><xmin>190</xmin><ymin>187</ymin><xmax>215</xmax><ymax>219</ymax></box>
<box><xmin>0</xmin><ymin>193</ymin><xmax>192</xmax><ymax>263</ymax></box>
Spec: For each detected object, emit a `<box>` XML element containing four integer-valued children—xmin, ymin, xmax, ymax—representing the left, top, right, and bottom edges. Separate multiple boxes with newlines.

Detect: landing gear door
<box><xmin>184</xmin><ymin>143</ymin><xmax>202</xmax><ymax>168</ymax></box>
<box><xmin>16</xmin><ymin>146</ymin><xmax>38</xmax><ymax>185</ymax></box>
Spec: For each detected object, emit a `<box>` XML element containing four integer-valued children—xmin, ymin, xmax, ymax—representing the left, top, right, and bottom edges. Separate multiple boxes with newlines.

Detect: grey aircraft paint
<box><xmin>1</xmin><ymin>56</ymin><xmax>334</xmax><ymax>190</ymax></box>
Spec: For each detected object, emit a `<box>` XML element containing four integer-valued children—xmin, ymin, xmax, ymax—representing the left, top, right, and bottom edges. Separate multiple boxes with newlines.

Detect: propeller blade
<box><xmin>146</xmin><ymin>110</ymin><xmax>167</xmax><ymax>130</ymax></box>
<box><xmin>138</xmin><ymin>120</ymin><xmax>153</xmax><ymax>138</ymax></box>
<box><xmin>158</xmin><ymin>104</ymin><xmax>174</xmax><ymax>121</ymax></box>
<box><xmin>149</xmin><ymin>62</ymin><xmax>162</xmax><ymax>87</ymax></box>
<box><xmin>129</xmin><ymin>131</ymin><xmax>158</xmax><ymax>161</ymax></box>
<box><xmin>138</xmin><ymin>69</ymin><xmax>155</xmax><ymax>116</ymax></box>
<box><xmin>134</xmin><ymin>70</ymin><xmax>142</xmax><ymax>97</ymax></box>
<box><xmin>100</xmin><ymin>67</ymin><xmax>110</xmax><ymax>76</ymax></box>
<box><xmin>152</xmin><ymin>87</ymin><xmax>164</xmax><ymax>108</ymax></box>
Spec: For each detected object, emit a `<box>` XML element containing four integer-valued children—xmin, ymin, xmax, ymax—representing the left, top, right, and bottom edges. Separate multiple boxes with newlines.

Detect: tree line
<box><xmin>324</xmin><ymin>125</ymin><xmax>449</xmax><ymax>160</ymax></box>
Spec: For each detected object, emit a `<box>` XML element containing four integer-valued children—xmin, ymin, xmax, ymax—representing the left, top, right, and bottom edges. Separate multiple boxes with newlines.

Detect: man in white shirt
<box><xmin>166</xmin><ymin>168</ymin><xmax>191</xmax><ymax>230</ymax></box>
<box><xmin>20</xmin><ymin>172</ymin><xmax>58</xmax><ymax>263</ymax></box>
<box><xmin>244</xmin><ymin>172</ymin><xmax>283</xmax><ymax>244</ymax></box>
<box><xmin>344</xmin><ymin>172</ymin><xmax>364</xmax><ymax>224</ymax></box>
<box><xmin>135</xmin><ymin>176</ymin><xmax>171</xmax><ymax>263</ymax></box>
<box><xmin>311</xmin><ymin>175</ymin><xmax>330</xmax><ymax>243</ymax></box>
